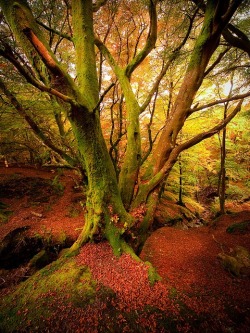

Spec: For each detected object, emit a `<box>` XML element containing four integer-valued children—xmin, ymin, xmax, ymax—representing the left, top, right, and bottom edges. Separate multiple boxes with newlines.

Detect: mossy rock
<box><xmin>218</xmin><ymin>253</ymin><xmax>242</xmax><ymax>276</ymax></box>
<box><xmin>217</xmin><ymin>246</ymin><xmax>250</xmax><ymax>277</ymax></box>
<box><xmin>234</xmin><ymin>245</ymin><xmax>250</xmax><ymax>260</ymax></box>
<box><xmin>0</xmin><ymin>257</ymin><xmax>98</xmax><ymax>332</ymax></box>
<box><xmin>226</xmin><ymin>220</ymin><xmax>250</xmax><ymax>234</ymax></box>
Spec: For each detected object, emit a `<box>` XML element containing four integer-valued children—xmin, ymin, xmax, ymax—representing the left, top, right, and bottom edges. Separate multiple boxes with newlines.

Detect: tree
<box><xmin>218</xmin><ymin>78</ymin><xmax>234</xmax><ymax>215</ymax></box>
<box><xmin>0</xmin><ymin>0</ymin><xmax>250</xmax><ymax>256</ymax></box>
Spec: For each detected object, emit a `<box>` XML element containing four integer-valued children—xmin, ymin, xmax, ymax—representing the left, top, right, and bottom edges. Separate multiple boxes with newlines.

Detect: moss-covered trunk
<box><xmin>69</xmin><ymin>0</ymin><xmax>135</xmax><ymax>254</ymax></box>
<box><xmin>118</xmin><ymin>75</ymin><xmax>142</xmax><ymax>209</ymax></box>
<box><xmin>69</xmin><ymin>106</ymin><xmax>133</xmax><ymax>254</ymax></box>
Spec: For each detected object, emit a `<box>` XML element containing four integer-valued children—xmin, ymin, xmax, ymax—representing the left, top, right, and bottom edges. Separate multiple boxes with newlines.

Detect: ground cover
<box><xmin>0</xmin><ymin>166</ymin><xmax>249</xmax><ymax>332</ymax></box>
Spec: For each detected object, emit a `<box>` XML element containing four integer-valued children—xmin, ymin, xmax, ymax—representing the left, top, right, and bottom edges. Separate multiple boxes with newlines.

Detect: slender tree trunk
<box><xmin>218</xmin><ymin>108</ymin><xmax>227</xmax><ymax>215</ymax></box>
<box><xmin>177</xmin><ymin>155</ymin><xmax>184</xmax><ymax>206</ymax></box>
<box><xmin>135</xmin><ymin>0</ymin><xmax>239</xmax><ymax>235</ymax></box>
<box><xmin>118</xmin><ymin>75</ymin><xmax>142</xmax><ymax>208</ymax></box>
<box><xmin>218</xmin><ymin>75</ymin><xmax>234</xmax><ymax>215</ymax></box>
<box><xmin>219</xmin><ymin>126</ymin><xmax>226</xmax><ymax>214</ymax></box>
<box><xmin>133</xmin><ymin>1</ymin><xmax>222</xmax><ymax>233</ymax></box>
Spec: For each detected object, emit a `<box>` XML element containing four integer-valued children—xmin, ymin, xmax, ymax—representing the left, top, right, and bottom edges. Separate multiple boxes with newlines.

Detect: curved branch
<box><xmin>0</xmin><ymin>77</ymin><xmax>77</xmax><ymax>166</ymax></box>
<box><xmin>93</xmin><ymin>82</ymin><xmax>115</xmax><ymax>112</ymax></box>
<box><xmin>223</xmin><ymin>24</ymin><xmax>250</xmax><ymax>57</ymax></box>
<box><xmin>204</xmin><ymin>47</ymin><xmax>231</xmax><ymax>77</ymax></box>
<box><xmin>140</xmin><ymin>7</ymin><xmax>198</xmax><ymax>113</ymax></box>
<box><xmin>0</xmin><ymin>46</ymin><xmax>79</xmax><ymax>107</ymax></box>
<box><xmin>95</xmin><ymin>37</ymin><xmax>122</xmax><ymax>75</ymax></box>
<box><xmin>134</xmin><ymin>99</ymin><xmax>244</xmax><ymax>205</ymax></box>
<box><xmin>125</xmin><ymin>0</ymin><xmax>157</xmax><ymax>78</ymax></box>
<box><xmin>221</xmin><ymin>0</ymin><xmax>245</xmax><ymax>26</ymax></box>
<box><xmin>189</xmin><ymin>90</ymin><xmax>250</xmax><ymax>114</ymax></box>
<box><xmin>0</xmin><ymin>0</ymin><xmax>81</xmax><ymax>106</ymax></box>
<box><xmin>23</xmin><ymin>27</ymin><xmax>66</xmax><ymax>77</ymax></box>
<box><xmin>193</xmin><ymin>0</ymin><xmax>249</xmax><ymax>56</ymax></box>
<box><xmin>36</xmin><ymin>20</ymin><xmax>73</xmax><ymax>41</ymax></box>
<box><xmin>180</xmin><ymin>99</ymin><xmax>243</xmax><ymax>152</ymax></box>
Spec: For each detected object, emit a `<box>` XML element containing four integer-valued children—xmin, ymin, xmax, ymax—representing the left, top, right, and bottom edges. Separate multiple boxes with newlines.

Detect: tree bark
<box><xmin>69</xmin><ymin>105</ymin><xmax>133</xmax><ymax>254</ymax></box>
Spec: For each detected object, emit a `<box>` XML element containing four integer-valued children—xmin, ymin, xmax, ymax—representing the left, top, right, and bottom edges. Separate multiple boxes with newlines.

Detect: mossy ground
<box><xmin>0</xmin><ymin>257</ymin><xmax>97</xmax><ymax>332</ymax></box>
<box><xmin>0</xmin><ymin>254</ymin><xmax>181</xmax><ymax>333</ymax></box>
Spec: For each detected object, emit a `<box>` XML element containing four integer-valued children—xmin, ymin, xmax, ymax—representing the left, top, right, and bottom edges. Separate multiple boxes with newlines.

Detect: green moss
<box><xmin>75</xmin><ymin>267</ymin><xmax>97</xmax><ymax>306</ymax></box>
<box><xmin>218</xmin><ymin>246</ymin><xmax>250</xmax><ymax>277</ymax></box>
<box><xmin>187</xmin><ymin>1</ymin><xmax>215</xmax><ymax>71</ymax></box>
<box><xmin>144</xmin><ymin>261</ymin><xmax>162</xmax><ymax>285</ymax></box>
<box><xmin>226</xmin><ymin>221</ymin><xmax>250</xmax><ymax>234</ymax></box>
<box><xmin>0</xmin><ymin>201</ymin><xmax>13</xmax><ymax>224</ymax></box>
<box><xmin>34</xmin><ymin>225</ymin><xmax>53</xmax><ymax>247</ymax></box>
<box><xmin>217</xmin><ymin>253</ymin><xmax>242</xmax><ymax>276</ymax></box>
<box><xmin>57</xmin><ymin>230</ymin><xmax>67</xmax><ymax>245</ymax></box>
<box><xmin>51</xmin><ymin>175</ymin><xmax>64</xmax><ymax>195</ymax></box>
<box><xmin>67</xmin><ymin>204</ymin><xmax>81</xmax><ymax>217</ymax></box>
<box><xmin>29</xmin><ymin>249</ymin><xmax>50</xmax><ymax>268</ymax></box>
<box><xmin>105</xmin><ymin>221</ymin><xmax>122</xmax><ymax>256</ymax></box>
<box><xmin>0</xmin><ymin>257</ymin><xmax>97</xmax><ymax>332</ymax></box>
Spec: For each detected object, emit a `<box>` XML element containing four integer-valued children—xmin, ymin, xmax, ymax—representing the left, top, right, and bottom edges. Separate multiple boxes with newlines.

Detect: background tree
<box><xmin>0</xmin><ymin>0</ymin><xmax>250</xmax><ymax>256</ymax></box>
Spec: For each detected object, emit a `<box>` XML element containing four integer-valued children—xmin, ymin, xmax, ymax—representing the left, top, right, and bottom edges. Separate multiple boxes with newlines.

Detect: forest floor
<box><xmin>0</xmin><ymin>166</ymin><xmax>250</xmax><ymax>332</ymax></box>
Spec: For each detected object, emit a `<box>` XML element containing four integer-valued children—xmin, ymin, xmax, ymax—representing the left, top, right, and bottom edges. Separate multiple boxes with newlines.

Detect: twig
<box><xmin>212</xmin><ymin>234</ymin><xmax>229</xmax><ymax>253</ymax></box>
<box><xmin>0</xmin><ymin>277</ymin><xmax>6</xmax><ymax>286</ymax></box>
<box><xmin>93</xmin><ymin>83</ymin><xmax>115</xmax><ymax>112</ymax></box>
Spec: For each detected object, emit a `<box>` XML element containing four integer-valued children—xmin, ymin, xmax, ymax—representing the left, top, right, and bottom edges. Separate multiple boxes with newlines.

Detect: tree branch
<box><xmin>22</xmin><ymin>27</ymin><xmax>65</xmax><ymax>76</ymax></box>
<box><xmin>179</xmin><ymin>99</ymin><xmax>243</xmax><ymax>152</ymax></box>
<box><xmin>221</xmin><ymin>0</ymin><xmax>245</xmax><ymax>26</ymax></box>
<box><xmin>189</xmin><ymin>90</ymin><xmax>250</xmax><ymax>114</ymax></box>
<box><xmin>140</xmin><ymin>7</ymin><xmax>198</xmax><ymax>113</ymax></box>
<box><xmin>204</xmin><ymin>47</ymin><xmax>231</xmax><ymax>77</ymax></box>
<box><xmin>0</xmin><ymin>77</ymin><xmax>77</xmax><ymax>166</ymax></box>
<box><xmin>193</xmin><ymin>0</ymin><xmax>249</xmax><ymax>56</ymax></box>
<box><xmin>125</xmin><ymin>0</ymin><xmax>157</xmax><ymax>78</ymax></box>
<box><xmin>36</xmin><ymin>20</ymin><xmax>73</xmax><ymax>41</ymax></box>
<box><xmin>0</xmin><ymin>48</ymin><xmax>79</xmax><ymax>107</ymax></box>
<box><xmin>223</xmin><ymin>24</ymin><xmax>250</xmax><ymax>57</ymax></box>
<box><xmin>93</xmin><ymin>82</ymin><xmax>115</xmax><ymax>112</ymax></box>
<box><xmin>95</xmin><ymin>36</ymin><xmax>122</xmax><ymax>75</ymax></box>
<box><xmin>139</xmin><ymin>99</ymin><xmax>244</xmax><ymax>198</ymax></box>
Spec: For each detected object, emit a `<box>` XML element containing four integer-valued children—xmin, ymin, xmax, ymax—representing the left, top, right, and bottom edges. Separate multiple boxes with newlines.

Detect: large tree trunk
<box><xmin>68</xmin><ymin>0</ymin><xmax>135</xmax><ymax>254</ymax></box>
<box><xmin>69</xmin><ymin>105</ymin><xmax>133</xmax><ymax>255</ymax></box>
